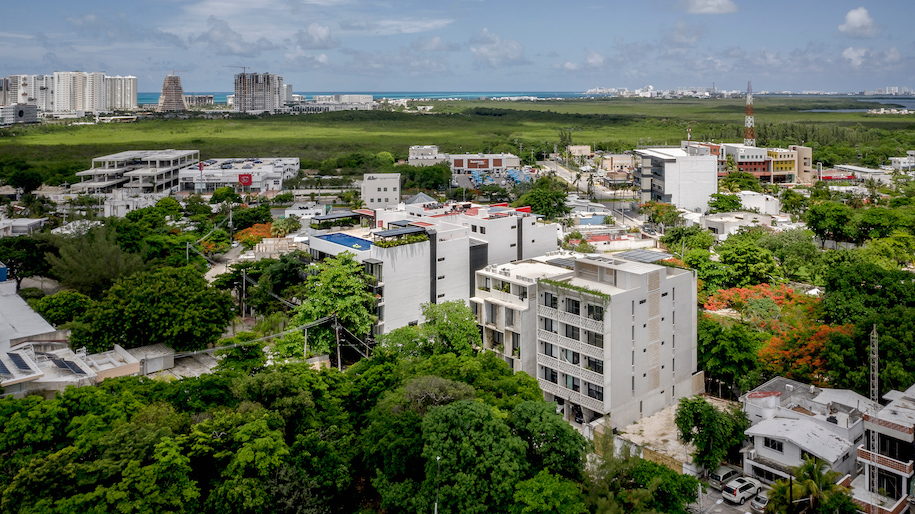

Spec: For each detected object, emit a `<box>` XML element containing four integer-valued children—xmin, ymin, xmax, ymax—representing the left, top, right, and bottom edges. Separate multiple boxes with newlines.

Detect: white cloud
<box><xmin>193</xmin><ymin>16</ymin><xmax>278</xmax><ymax>57</ymax></box>
<box><xmin>586</xmin><ymin>51</ymin><xmax>605</xmax><ymax>68</ymax></box>
<box><xmin>838</xmin><ymin>7</ymin><xmax>879</xmax><ymax>38</ymax></box>
<box><xmin>293</xmin><ymin>23</ymin><xmax>338</xmax><ymax>49</ymax></box>
<box><xmin>469</xmin><ymin>28</ymin><xmax>529</xmax><ymax>69</ymax></box>
<box><xmin>285</xmin><ymin>50</ymin><xmax>330</xmax><ymax>69</ymax></box>
<box><xmin>411</xmin><ymin>36</ymin><xmax>459</xmax><ymax>52</ymax></box>
<box><xmin>884</xmin><ymin>47</ymin><xmax>900</xmax><ymax>64</ymax></box>
<box><xmin>683</xmin><ymin>0</ymin><xmax>737</xmax><ymax>15</ymax></box>
<box><xmin>66</xmin><ymin>14</ymin><xmax>98</xmax><ymax>27</ymax></box>
<box><xmin>666</xmin><ymin>20</ymin><xmax>705</xmax><ymax>46</ymax></box>
<box><xmin>339</xmin><ymin>18</ymin><xmax>453</xmax><ymax>36</ymax></box>
<box><xmin>842</xmin><ymin>47</ymin><xmax>868</xmax><ymax>68</ymax></box>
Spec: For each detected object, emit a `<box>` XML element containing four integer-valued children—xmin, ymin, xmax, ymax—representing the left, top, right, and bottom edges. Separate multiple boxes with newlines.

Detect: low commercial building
<box><xmin>361</xmin><ymin>173</ymin><xmax>401</xmax><ymax>209</ymax></box>
<box><xmin>179</xmin><ymin>158</ymin><xmax>299</xmax><ymax>194</ymax></box>
<box><xmin>634</xmin><ymin>146</ymin><xmax>718</xmax><ymax>213</ymax></box>
<box><xmin>470</xmin><ymin>250</ymin><xmax>701</xmax><ymax>429</ymax></box>
<box><xmin>74</xmin><ymin>149</ymin><xmax>200</xmax><ymax>194</ymax></box>
<box><xmin>0</xmin><ymin>104</ymin><xmax>39</xmax><ymax>126</ymax></box>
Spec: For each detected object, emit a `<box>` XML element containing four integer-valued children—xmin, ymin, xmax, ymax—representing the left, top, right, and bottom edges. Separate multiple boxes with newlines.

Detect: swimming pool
<box><xmin>318</xmin><ymin>233</ymin><xmax>373</xmax><ymax>251</ymax></box>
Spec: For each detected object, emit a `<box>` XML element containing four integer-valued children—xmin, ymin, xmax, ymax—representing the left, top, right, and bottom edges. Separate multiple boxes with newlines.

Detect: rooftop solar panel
<box><xmin>52</xmin><ymin>358</ymin><xmax>70</xmax><ymax>370</ymax></box>
<box><xmin>64</xmin><ymin>360</ymin><xmax>87</xmax><ymax>375</ymax></box>
<box><xmin>7</xmin><ymin>353</ymin><xmax>31</xmax><ymax>372</ymax></box>
<box><xmin>546</xmin><ymin>258</ymin><xmax>576</xmax><ymax>270</ymax></box>
<box><xmin>0</xmin><ymin>360</ymin><xmax>13</xmax><ymax>379</ymax></box>
<box><xmin>614</xmin><ymin>249</ymin><xmax>673</xmax><ymax>263</ymax></box>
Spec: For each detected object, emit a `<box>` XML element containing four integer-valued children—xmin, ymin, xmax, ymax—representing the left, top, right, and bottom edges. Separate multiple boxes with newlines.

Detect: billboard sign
<box><xmin>238</xmin><ymin>174</ymin><xmax>253</xmax><ymax>186</ymax></box>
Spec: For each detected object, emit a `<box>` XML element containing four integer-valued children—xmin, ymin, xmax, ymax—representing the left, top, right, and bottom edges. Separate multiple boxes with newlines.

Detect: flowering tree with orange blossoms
<box><xmin>758</xmin><ymin>324</ymin><xmax>854</xmax><ymax>386</ymax></box>
<box><xmin>234</xmin><ymin>222</ymin><xmax>272</xmax><ymax>250</ymax></box>
<box><xmin>704</xmin><ymin>283</ymin><xmax>807</xmax><ymax>312</ymax></box>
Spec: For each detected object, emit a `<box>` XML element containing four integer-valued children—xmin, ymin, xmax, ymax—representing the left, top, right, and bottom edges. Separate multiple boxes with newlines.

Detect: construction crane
<box><xmin>223</xmin><ymin>65</ymin><xmax>249</xmax><ymax>112</ymax></box>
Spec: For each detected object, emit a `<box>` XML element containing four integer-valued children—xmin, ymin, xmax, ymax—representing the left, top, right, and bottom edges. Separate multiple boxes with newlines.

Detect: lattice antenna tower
<box><xmin>744</xmin><ymin>81</ymin><xmax>755</xmax><ymax>147</ymax></box>
<box><xmin>869</xmin><ymin>324</ymin><xmax>879</xmax><ymax>514</ymax></box>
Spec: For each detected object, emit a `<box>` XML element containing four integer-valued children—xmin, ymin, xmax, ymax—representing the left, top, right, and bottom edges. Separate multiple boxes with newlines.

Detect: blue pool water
<box><xmin>318</xmin><ymin>233</ymin><xmax>373</xmax><ymax>250</ymax></box>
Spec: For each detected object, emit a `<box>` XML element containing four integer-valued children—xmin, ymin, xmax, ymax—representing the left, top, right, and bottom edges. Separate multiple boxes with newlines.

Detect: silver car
<box><xmin>722</xmin><ymin>477</ymin><xmax>762</xmax><ymax>505</ymax></box>
<box><xmin>750</xmin><ymin>489</ymin><xmax>769</xmax><ymax>513</ymax></box>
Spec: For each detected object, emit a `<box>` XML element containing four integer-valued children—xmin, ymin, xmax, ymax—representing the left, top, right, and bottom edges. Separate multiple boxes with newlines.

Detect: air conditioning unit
<box><xmin>748</xmin><ymin>449</ymin><xmax>757</xmax><ymax>460</ymax></box>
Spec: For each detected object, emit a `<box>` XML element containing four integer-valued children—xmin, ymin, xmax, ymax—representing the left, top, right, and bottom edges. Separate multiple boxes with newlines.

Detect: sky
<box><xmin>2</xmin><ymin>0</ymin><xmax>913</xmax><ymax>94</ymax></box>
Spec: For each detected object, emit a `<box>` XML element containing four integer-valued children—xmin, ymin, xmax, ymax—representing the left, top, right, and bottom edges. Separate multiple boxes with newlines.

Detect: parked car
<box><xmin>708</xmin><ymin>466</ymin><xmax>741</xmax><ymax>490</ymax></box>
<box><xmin>750</xmin><ymin>489</ymin><xmax>769</xmax><ymax>513</ymax></box>
<box><xmin>722</xmin><ymin>477</ymin><xmax>761</xmax><ymax>505</ymax></box>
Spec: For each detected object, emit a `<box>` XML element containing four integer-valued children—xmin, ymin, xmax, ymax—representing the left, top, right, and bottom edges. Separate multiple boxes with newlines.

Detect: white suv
<box><xmin>722</xmin><ymin>477</ymin><xmax>761</xmax><ymax>505</ymax></box>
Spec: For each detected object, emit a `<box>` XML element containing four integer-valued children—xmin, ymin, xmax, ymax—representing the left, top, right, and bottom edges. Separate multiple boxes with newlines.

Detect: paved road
<box><xmin>694</xmin><ymin>486</ymin><xmax>757</xmax><ymax>514</ymax></box>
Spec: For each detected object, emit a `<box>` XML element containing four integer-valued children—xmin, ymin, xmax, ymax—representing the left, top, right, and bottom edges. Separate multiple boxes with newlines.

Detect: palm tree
<box><xmin>766</xmin><ymin>457</ymin><xmax>855</xmax><ymax>513</ymax></box>
<box><xmin>573</xmin><ymin>172</ymin><xmax>582</xmax><ymax>194</ymax></box>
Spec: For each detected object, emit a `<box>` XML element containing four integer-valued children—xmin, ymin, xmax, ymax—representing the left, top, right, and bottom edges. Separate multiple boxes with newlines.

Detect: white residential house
<box><xmin>471</xmin><ymin>251</ymin><xmax>701</xmax><ymax>429</ymax></box>
<box><xmin>740</xmin><ymin>377</ymin><xmax>876</xmax><ymax>485</ymax></box>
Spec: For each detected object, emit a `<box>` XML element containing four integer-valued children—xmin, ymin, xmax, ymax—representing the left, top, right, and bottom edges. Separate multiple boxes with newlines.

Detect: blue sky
<box><xmin>2</xmin><ymin>0</ymin><xmax>913</xmax><ymax>93</ymax></box>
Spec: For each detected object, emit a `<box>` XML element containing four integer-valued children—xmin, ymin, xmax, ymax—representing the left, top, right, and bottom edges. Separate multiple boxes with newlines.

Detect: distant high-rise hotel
<box><xmin>233</xmin><ymin>73</ymin><xmax>284</xmax><ymax>112</ymax></box>
<box><xmin>53</xmin><ymin>71</ymin><xmax>106</xmax><ymax>113</ymax></box>
<box><xmin>106</xmin><ymin>75</ymin><xmax>138</xmax><ymax>110</ymax></box>
<box><xmin>158</xmin><ymin>74</ymin><xmax>187</xmax><ymax>112</ymax></box>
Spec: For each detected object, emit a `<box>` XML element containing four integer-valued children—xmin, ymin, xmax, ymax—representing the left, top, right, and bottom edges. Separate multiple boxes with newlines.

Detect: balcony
<box><xmin>538</xmin><ymin>329</ymin><xmax>558</xmax><ymax>344</ymax></box>
<box><xmin>556</xmin><ymin>309</ymin><xmax>604</xmax><ymax>333</ymax></box>
<box><xmin>851</xmin><ymin>474</ymin><xmax>911</xmax><ymax>514</ymax></box>
<box><xmin>538</xmin><ymin>304</ymin><xmax>558</xmax><ymax>319</ymax></box>
<box><xmin>857</xmin><ymin>446</ymin><xmax>915</xmax><ymax>476</ymax></box>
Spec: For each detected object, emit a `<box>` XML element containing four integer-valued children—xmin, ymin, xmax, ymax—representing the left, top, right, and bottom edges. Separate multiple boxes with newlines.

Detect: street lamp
<box><xmin>434</xmin><ymin>455</ymin><xmax>441</xmax><ymax>514</ymax></box>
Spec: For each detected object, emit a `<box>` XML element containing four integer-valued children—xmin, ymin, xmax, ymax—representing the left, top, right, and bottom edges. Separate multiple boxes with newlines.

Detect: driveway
<box><xmin>694</xmin><ymin>486</ymin><xmax>757</xmax><ymax>514</ymax></box>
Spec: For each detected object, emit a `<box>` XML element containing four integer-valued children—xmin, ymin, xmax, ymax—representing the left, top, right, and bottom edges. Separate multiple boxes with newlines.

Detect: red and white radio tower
<box><xmin>744</xmin><ymin>81</ymin><xmax>755</xmax><ymax>147</ymax></box>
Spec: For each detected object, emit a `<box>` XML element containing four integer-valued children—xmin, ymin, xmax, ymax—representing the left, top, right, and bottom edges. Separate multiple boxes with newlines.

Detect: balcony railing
<box><xmin>857</xmin><ymin>446</ymin><xmax>915</xmax><ymax>476</ymax></box>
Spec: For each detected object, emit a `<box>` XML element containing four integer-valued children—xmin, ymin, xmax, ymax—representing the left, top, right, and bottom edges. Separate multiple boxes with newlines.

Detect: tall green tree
<box><xmin>674</xmin><ymin>396</ymin><xmax>749</xmax><ymax>471</ymax></box>
<box><xmin>512</xmin><ymin>177</ymin><xmax>570</xmax><ymax>220</ymax></box>
<box><xmin>513</xmin><ymin>470</ymin><xmax>586</xmax><ymax>514</ymax></box>
<box><xmin>707</xmin><ymin>193</ymin><xmax>742</xmax><ymax>214</ymax></box>
<box><xmin>0</xmin><ymin>236</ymin><xmax>58</xmax><ymax>291</ymax></box>
<box><xmin>48</xmin><ymin>226</ymin><xmax>146</xmax><ymax>298</ymax></box>
<box><xmin>697</xmin><ymin>315</ymin><xmax>763</xmax><ymax>393</ymax></box>
<box><xmin>71</xmin><ymin>266</ymin><xmax>235</xmax><ymax>353</ymax></box>
<box><xmin>277</xmin><ymin>252</ymin><xmax>375</xmax><ymax>358</ymax></box>
<box><xmin>32</xmin><ymin>289</ymin><xmax>93</xmax><ymax>326</ymax></box>
<box><xmin>420</xmin><ymin>400</ymin><xmax>527</xmax><ymax>514</ymax></box>
<box><xmin>767</xmin><ymin>457</ymin><xmax>856</xmax><ymax>514</ymax></box>
<box><xmin>717</xmin><ymin>239</ymin><xmax>780</xmax><ymax>287</ymax></box>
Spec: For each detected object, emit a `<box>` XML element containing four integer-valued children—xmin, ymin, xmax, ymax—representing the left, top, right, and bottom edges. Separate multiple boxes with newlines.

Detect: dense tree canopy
<box><xmin>48</xmin><ymin>226</ymin><xmax>146</xmax><ymax>298</ymax></box>
<box><xmin>675</xmin><ymin>396</ymin><xmax>749</xmax><ymax>471</ymax></box>
<box><xmin>70</xmin><ymin>266</ymin><xmax>235</xmax><ymax>353</ymax></box>
<box><xmin>0</xmin><ymin>235</ymin><xmax>57</xmax><ymax>290</ymax></box>
<box><xmin>512</xmin><ymin>177</ymin><xmax>570</xmax><ymax>220</ymax></box>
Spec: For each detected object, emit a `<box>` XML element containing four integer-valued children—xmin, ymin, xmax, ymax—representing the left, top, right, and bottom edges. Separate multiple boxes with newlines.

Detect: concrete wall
<box><xmin>372</xmin><ymin>240</ymin><xmax>431</xmax><ymax>331</ymax></box>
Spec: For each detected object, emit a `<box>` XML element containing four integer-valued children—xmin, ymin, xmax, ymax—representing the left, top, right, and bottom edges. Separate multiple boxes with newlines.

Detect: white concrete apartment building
<box><xmin>471</xmin><ymin>251</ymin><xmax>700</xmax><ymax>429</ymax></box>
<box><xmin>74</xmin><ymin>150</ymin><xmax>199</xmax><ymax>194</ymax></box>
<box><xmin>633</xmin><ymin>146</ymin><xmax>718</xmax><ymax>213</ymax></box>
<box><xmin>53</xmin><ymin>71</ymin><xmax>107</xmax><ymax>113</ymax></box>
<box><xmin>362</xmin><ymin>173</ymin><xmax>401</xmax><ymax>209</ymax></box>
<box><xmin>374</xmin><ymin>201</ymin><xmax>558</xmax><ymax>267</ymax></box>
<box><xmin>853</xmin><ymin>383</ymin><xmax>915</xmax><ymax>514</ymax></box>
<box><xmin>307</xmin><ymin>199</ymin><xmax>561</xmax><ymax>334</ymax></box>
<box><xmin>105</xmin><ymin>75</ymin><xmax>138</xmax><ymax>110</ymax></box>
<box><xmin>7</xmin><ymin>75</ymin><xmax>54</xmax><ymax>111</ymax></box>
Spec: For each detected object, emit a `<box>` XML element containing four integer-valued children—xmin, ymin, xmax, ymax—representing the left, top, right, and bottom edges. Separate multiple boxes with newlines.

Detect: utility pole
<box><xmin>334</xmin><ymin>316</ymin><xmax>342</xmax><ymax>371</ymax></box>
<box><xmin>869</xmin><ymin>324</ymin><xmax>879</xmax><ymax>514</ymax></box>
<box><xmin>434</xmin><ymin>455</ymin><xmax>441</xmax><ymax>514</ymax></box>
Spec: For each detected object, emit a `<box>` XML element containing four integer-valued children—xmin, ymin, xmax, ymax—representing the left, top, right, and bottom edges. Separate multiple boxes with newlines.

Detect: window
<box><xmin>377</xmin><ymin>187</ymin><xmax>381</xmax><ymax>192</ymax></box>
<box><xmin>565</xmin><ymin>374</ymin><xmax>580</xmax><ymax>392</ymax></box>
<box><xmin>383</xmin><ymin>187</ymin><xmax>387</xmax><ymax>191</ymax></box>
<box><xmin>565</xmin><ymin>325</ymin><xmax>580</xmax><ymax>340</ymax></box>
<box><xmin>491</xmin><ymin>331</ymin><xmax>504</xmax><ymax>346</ymax></box>
<box><xmin>510</xmin><ymin>243</ymin><xmax>516</xmax><ymax>247</ymax></box>
<box><xmin>662</xmin><ymin>292</ymin><xmax>668</xmax><ymax>297</ymax></box>
<box><xmin>763</xmin><ymin>437</ymin><xmax>784</xmax><ymax>453</ymax></box>
<box><xmin>584</xmin><ymin>330</ymin><xmax>603</xmax><ymax>348</ymax></box>
<box><xmin>587</xmin><ymin>382</ymin><xmax>604</xmax><ymax>401</ymax></box>
<box><xmin>437</xmin><ymin>293</ymin><xmax>445</xmax><ymax>298</ymax></box>
<box><xmin>543</xmin><ymin>342</ymin><xmax>558</xmax><ymax>358</ymax></box>
<box><xmin>480</xmin><ymin>227</ymin><xmax>486</xmax><ymax>234</ymax></box>
<box><xmin>542</xmin><ymin>317</ymin><xmax>558</xmax><ymax>333</ymax></box>
<box><xmin>385</xmin><ymin>198</ymin><xmax>389</xmax><ymax>202</ymax></box>
<box><xmin>543</xmin><ymin>367</ymin><xmax>558</xmax><ymax>383</ymax></box>
<box><xmin>639</xmin><ymin>299</ymin><xmax>646</xmax><ymax>305</ymax></box>
<box><xmin>587</xmin><ymin>304</ymin><xmax>604</xmax><ymax>321</ymax></box>
<box><xmin>566</xmin><ymin>298</ymin><xmax>580</xmax><ymax>315</ymax></box>
<box><xmin>512</xmin><ymin>333</ymin><xmax>520</xmax><ymax>356</ymax></box>
<box><xmin>585</xmin><ymin>356</ymin><xmax>603</xmax><ymax>374</ymax></box>
<box><xmin>437</xmin><ymin>275</ymin><xmax>445</xmax><ymax>280</ymax></box>
<box><xmin>472</xmin><ymin>225</ymin><xmax>477</xmax><ymax>232</ymax></box>
<box><xmin>544</xmin><ymin>292</ymin><xmax>558</xmax><ymax>309</ymax></box>
<box><xmin>437</xmin><ymin>257</ymin><xmax>445</xmax><ymax>262</ymax></box>
<box><xmin>561</xmin><ymin>348</ymin><xmax>580</xmax><ymax>365</ymax></box>
<box><xmin>505</xmin><ymin>308</ymin><xmax>514</xmax><ymax>326</ymax></box>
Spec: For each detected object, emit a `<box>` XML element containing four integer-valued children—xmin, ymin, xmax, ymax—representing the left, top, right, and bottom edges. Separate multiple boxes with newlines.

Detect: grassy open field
<box><xmin>1</xmin><ymin>97</ymin><xmax>913</xmax><ymax>176</ymax></box>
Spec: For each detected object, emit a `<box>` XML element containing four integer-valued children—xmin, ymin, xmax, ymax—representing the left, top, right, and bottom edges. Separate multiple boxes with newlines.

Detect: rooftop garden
<box><xmin>374</xmin><ymin>233</ymin><xmax>429</xmax><ymax>248</ymax></box>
